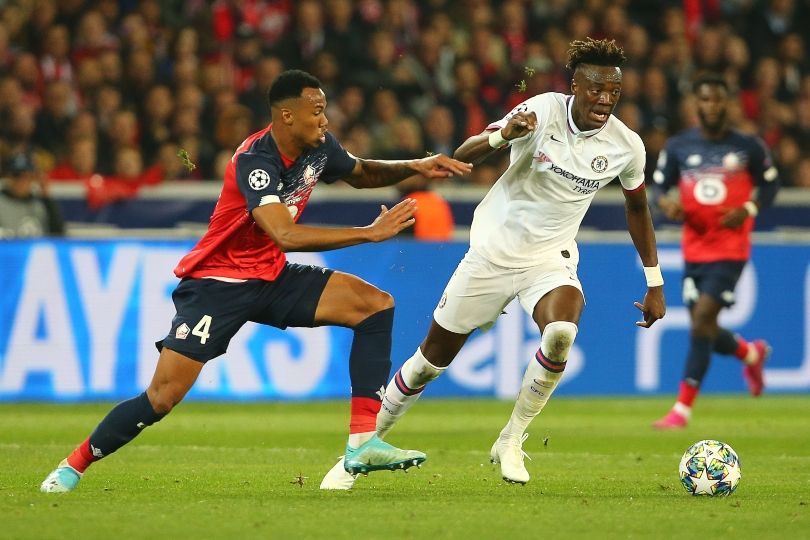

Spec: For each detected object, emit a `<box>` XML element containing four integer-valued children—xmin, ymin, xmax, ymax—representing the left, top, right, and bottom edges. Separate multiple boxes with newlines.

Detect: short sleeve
<box><xmin>234</xmin><ymin>152</ymin><xmax>283</xmax><ymax>212</ymax></box>
<box><xmin>487</xmin><ymin>94</ymin><xmax>552</xmax><ymax>131</ymax></box>
<box><xmin>619</xmin><ymin>132</ymin><xmax>646</xmax><ymax>191</ymax></box>
<box><xmin>651</xmin><ymin>138</ymin><xmax>680</xmax><ymax>191</ymax></box>
<box><xmin>747</xmin><ymin>136</ymin><xmax>779</xmax><ymax>187</ymax></box>
<box><xmin>320</xmin><ymin>132</ymin><xmax>357</xmax><ymax>184</ymax></box>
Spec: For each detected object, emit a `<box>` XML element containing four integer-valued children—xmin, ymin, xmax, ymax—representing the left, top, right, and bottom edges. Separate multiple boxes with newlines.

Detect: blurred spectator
<box><xmin>396</xmin><ymin>175</ymin><xmax>455</xmax><ymax>241</ymax></box>
<box><xmin>72</xmin><ymin>10</ymin><xmax>118</xmax><ymax>64</ymax></box>
<box><xmin>141</xmin><ymin>84</ymin><xmax>175</xmax><ymax>163</ymax></box>
<box><xmin>423</xmin><ymin>104</ymin><xmax>457</xmax><ymax>157</ymax></box>
<box><xmin>442</xmin><ymin>57</ymin><xmax>496</xmax><ymax>143</ymax></box>
<box><xmin>240</xmin><ymin>55</ymin><xmax>283</xmax><ymax>130</ymax></box>
<box><xmin>49</xmin><ymin>136</ymin><xmax>98</xmax><ymax>181</ymax></box>
<box><xmin>33</xmin><ymin>80</ymin><xmax>75</xmax><ymax>158</ymax></box>
<box><xmin>39</xmin><ymin>24</ymin><xmax>72</xmax><ymax>83</ymax></box>
<box><xmin>793</xmin><ymin>157</ymin><xmax>810</xmax><ymax>188</ymax></box>
<box><xmin>324</xmin><ymin>0</ymin><xmax>368</xmax><ymax>70</ymax></box>
<box><xmin>0</xmin><ymin>151</ymin><xmax>64</xmax><ymax>238</ymax></box>
<box><xmin>0</xmin><ymin>0</ymin><xmax>805</xmax><ymax>197</ymax></box>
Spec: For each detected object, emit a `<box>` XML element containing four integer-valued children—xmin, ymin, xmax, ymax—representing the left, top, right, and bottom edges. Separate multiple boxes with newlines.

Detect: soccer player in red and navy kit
<box><xmin>41</xmin><ymin>70</ymin><xmax>473</xmax><ymax>492</ymax></box>
<box><xmin>651</xmin><ymin>74</ymin><xmax>780</xmax><ymax>429</ymax></box>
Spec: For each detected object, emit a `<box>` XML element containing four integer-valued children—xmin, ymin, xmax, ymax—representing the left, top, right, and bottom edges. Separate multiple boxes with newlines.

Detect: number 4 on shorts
<box><xmin>192</xmin><ymin>315</ymin><xmax>212</xmax><ymax>344</ymax></box>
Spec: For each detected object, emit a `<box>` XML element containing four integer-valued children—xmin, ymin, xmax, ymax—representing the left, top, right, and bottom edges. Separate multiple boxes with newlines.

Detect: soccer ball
<box><xmin>678</xmin><ymin>439</ymin><xmax>741</xmax><ymax>496</ymax></box>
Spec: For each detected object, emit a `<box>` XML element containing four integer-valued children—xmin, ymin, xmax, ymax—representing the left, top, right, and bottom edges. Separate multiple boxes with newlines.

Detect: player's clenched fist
<box><xmin>502</xmin><ymin>111</ymin><xmax>537</xmax><ymax>140</ymax></box>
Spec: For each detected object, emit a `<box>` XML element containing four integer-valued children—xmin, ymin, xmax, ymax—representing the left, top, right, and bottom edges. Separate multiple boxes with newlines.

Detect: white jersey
<box><xmin>470</xmin><ymin>92</ymin><xmax>646</xmax><ymax>268</ymax></box>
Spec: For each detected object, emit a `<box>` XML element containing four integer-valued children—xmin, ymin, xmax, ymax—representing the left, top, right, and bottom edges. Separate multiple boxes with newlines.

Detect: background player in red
<box><xmin>651</xmin><ymin>73</ymin><xmax>780</xmax><ymax>429</ymax></box>
<box><xmin>41</xmin><ymin>69</ymin><xmax>473</xmax><ymax>492</ymax></box>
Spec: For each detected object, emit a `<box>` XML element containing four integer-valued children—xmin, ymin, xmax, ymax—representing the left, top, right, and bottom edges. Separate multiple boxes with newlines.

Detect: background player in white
<box><xmin>321</xmin><ymin>38</ymin><xmax>667</xmax><ymax>489</ymax></box>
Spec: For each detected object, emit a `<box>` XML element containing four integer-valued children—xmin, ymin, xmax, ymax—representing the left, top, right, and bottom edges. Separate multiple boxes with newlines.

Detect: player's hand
<box><xmin>502</xmin><ymin>111</ymin><xmax>537</xmax><ymax>140</ymax></box>
<box><xmin>719</xmin><ymin>206</ymin><xmax>748</xmax><ymax>229</ymax></box>
<box><xmin>658</xmin><ymin>197</ymin><xmax>684</xmax><ymax>221</ymax></box>
<box><xmin>634</xmin><ymin>287</ymin><xmax>666</xmax><ymax>328</ymax></box>
<box><xmin>366</xmin><ymin>198</ymin><xmax>417</xmax><ymax>242</ymax></box>
<box><xmin>411</xmin><ymin>154</ymin><xmax>473</xmax><ymax>179</ymax></box>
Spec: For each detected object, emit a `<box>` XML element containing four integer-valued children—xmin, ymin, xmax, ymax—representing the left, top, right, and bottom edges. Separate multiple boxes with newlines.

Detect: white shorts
<box><xmin>433</xmin><ymin>248</ymin><xmax>584</xmax><ymax>334</ymax></box>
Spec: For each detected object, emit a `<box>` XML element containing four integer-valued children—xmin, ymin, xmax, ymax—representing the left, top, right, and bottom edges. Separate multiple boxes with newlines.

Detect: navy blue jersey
<box><xmin>653</xmin><ymin>128</ymin><xmax>779</xmax><ymax>262</ymax></box>
<box><xmin>175</xmin><ymin>126</ymin><xmax>356</xmax><ymax>281</ymax></box>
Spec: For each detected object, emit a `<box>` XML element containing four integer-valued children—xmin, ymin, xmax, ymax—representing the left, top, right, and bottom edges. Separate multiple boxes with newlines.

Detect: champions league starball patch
<box><xmin>248</xmin><ymin>169</ymin><xmax>272</xmax><ymax>190</ymax></box>
<box><xmin>591</xmin><ymin>155</ymin><xmax>608</xmax><ymax>173</ymax></box>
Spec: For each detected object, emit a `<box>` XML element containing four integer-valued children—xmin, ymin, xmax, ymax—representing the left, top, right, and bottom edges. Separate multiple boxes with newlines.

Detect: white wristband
<box><xmin>743</xmin><ymin>201</ymin><xmax>759</xmax><ymax>217</ymax></box>
<box><xmin>488</xmin><ymin>129</ymin><xmax>509</xmax><ymax>149</ymax></box>
<box><xmin>643</xmin><ymin>265</ymin><xmax>664</xmax><ymax>287</ymax></box>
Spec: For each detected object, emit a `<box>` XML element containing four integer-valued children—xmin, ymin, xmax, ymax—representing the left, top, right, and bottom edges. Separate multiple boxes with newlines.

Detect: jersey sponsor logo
<box><xmin>548</xmin><ymin>162</ymin><xmax>600</xmax><ymax>194</ymax></box>
<box><xmin>248</xmin><ymin>169</ymin><xmax>272</xmax><ymax>190</ymax></box>
<box><xmin>591</xmin><ymin>155</ymin><xmax>608</xmax><ymax>173</ymax></box>
<box><xmin>175</xmin><ymin>322</ymin><xmax>190</xmax><ymax>340</ymax></box>
<box><xmin>693</xmin><ymin>174</ymin><xmax>727</xmax><ymax>205</ymax></box>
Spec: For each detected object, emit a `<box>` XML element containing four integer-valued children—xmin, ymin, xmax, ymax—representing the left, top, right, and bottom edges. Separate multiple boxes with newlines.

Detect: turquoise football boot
<box><xmin>40</xmin><ymin>459</ymin><xmax>82</xmax><ymax>493</ymax></box>
<box><xmin>343</xmin><ymin>435</ymin><xmax>426</xmax><ymax>475</ymax></box>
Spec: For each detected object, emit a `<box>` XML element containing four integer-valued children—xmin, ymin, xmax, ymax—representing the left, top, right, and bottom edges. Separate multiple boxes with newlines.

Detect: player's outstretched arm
<box><xmin>252</xmin><ymin>199</ymin><xmax>417</xmax><ymax>252</ymax></box>
<box><xmin>454</xmin><ymin>111</ymin><xmax>537</xmax><ymax>164</ymax></box>
<box><xmin>343</xmin><ymin>154</ymin><xmax>472</xmax><ymax>189</ymax></box>
<box><xmin>623</xmin><ymin>187</ymin><xmax>666</xmax><ymax>327</ymax></box>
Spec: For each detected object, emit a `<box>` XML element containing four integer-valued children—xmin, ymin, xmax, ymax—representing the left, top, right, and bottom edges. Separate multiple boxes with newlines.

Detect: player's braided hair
<box><xmin>566</xmin><ymin>38</ymin><xmax>626</xmax><ymax>72</ymax></box>
<box><xmin>266</xmin><ymin>69</ymin><xmax>322</xmax><ymax>108</ymax></box>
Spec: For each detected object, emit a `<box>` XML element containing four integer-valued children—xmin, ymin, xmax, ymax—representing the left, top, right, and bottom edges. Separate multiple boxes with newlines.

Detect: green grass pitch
<box><xmin>2</xmin><ymin>396</ymin><xmax>808</xmax><ymax>539</ymax></box>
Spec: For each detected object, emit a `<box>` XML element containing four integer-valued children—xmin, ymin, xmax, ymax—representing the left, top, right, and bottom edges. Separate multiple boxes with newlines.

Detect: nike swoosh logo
<box><xmin>550</xmin><ymin>134</ymin><xmax>563</xmax><ymax>143</ymax></box>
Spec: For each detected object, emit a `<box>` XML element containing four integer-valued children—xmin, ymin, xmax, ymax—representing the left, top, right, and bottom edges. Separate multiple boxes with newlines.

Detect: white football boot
<box><xmin>319</xmin><ymin>456</ymin><xmax>357</xmax><ymax>490</ymax></box>
<box><xmin>490</xmin><ymin>433</ymin><xmax>531</xmax><ymax>484</ymax></box>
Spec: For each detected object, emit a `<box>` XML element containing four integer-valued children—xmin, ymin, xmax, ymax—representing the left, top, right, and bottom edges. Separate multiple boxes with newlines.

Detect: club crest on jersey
<box><xmin>303</xmin><ymin>164</ymin><xmax>317</xmax><ymax>184</ymax></box>
<box><xmin>248</xmin><ymin>169</ymin><xmax>271</xmax><ymax>190</ymax></box>
<box><xmin>175</xmin><ymin>323</ymin><xmax>190</xmax><ymax>340</ymax></box>
<box><xmin>591</xmin><ymin>155</ymin><xmax>608</xmax><ymax>173</ymax></box>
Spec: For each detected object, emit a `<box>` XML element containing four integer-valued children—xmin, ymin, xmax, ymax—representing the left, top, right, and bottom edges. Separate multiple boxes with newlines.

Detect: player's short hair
<box><xmin>266</xmin><ymin>69</ymin><xmax>322</xmax><ymax>108</ymax></box>
<box><xmin>566</xmin><ymin>38</ymin><xmax>626</xmax><ymax>72</ymax></box>
<box><xmin>692</xmin><ymin>73</ymin><xmax>729</xmax><ymax>94</ymax></box>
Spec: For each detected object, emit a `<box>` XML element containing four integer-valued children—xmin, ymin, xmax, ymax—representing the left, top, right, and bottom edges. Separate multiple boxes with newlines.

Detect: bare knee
<box><xmin>357</xmin><ymin>289</ymin><xmax>394</xmax><ymax>321</ymax></box>
<box><xmin>690</xmin><ymin>310</ymin><xmax>719</xmax><ymax>337</ymax></box>
<box><xmin>420</xmin><ymin>320</ymin><xmax>469</xmax><ymax>367</ymax></box>
<box><xmin>146</xmin><ymin>384</ymin><xmax>185</xmax><ymax>415</ymax></box>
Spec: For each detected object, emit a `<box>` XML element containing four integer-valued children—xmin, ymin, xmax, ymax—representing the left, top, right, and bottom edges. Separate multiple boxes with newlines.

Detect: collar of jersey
<box><xmin>566</xmin><ymin>95</ymin><xmax>606</xmax><ymax>138</ymax></box>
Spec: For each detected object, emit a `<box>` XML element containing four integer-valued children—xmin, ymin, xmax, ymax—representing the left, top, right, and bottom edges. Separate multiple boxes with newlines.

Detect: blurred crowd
<box><xmin>1</xmin><ymin>0</ymin><xmax>809</xmax><ymax>204</ymax></box>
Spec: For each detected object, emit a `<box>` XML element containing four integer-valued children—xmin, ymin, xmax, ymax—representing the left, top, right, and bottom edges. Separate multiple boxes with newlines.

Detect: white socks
<box><xmin>500</xmin><ymin>322</ymin><xmax>578</xmax><ymax>440</ymax></box>
<box><xmin>377</xmin><ymin>348</ymin><xmax>445</xmax><ymax>438</ymax></box>
<box><xmin>673</xmin><ymin>401</ymin><xmax>692</xmax><ymax>419</ymax></box>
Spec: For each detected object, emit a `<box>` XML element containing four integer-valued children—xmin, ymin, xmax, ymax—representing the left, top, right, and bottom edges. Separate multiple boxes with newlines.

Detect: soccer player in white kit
<box><xmin>321</xmin><ymin>38</ymin><xmax>667</xmax><ymax>488</ymax></box>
